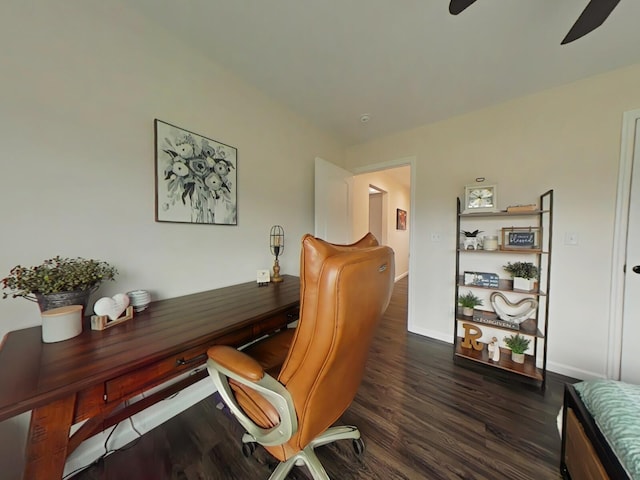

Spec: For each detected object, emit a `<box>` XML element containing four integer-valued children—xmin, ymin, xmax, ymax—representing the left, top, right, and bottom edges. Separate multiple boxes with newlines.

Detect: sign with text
<box><xmin>463</xmin><ymin>271</ymin><xmax>499</xmax><ymax>288</ymax></box>
<box><xmin>501</xmin><ymin>227</ymin><xmax>541</xmax><ymax>250</ymax></box>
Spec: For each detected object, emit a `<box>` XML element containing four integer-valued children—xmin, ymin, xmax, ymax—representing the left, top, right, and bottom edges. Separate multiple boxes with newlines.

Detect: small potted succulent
<box><xmin>2</xmin><ymin>256</ymin><xmax>118</xmax><ymax>314</ymax></box>
<box><xmin>503</xmin><ymin>261</ymin><xmax>539</xmax><ymax>292</ymax></box>
<box><xmin>504</xmin><ymin>333</ymin><xmax>531</xmax><ymax>364</ymax></box>
<box><xmin>458</xmin><ymin>291</ymin><xmax>483</xmax><ymax>316</ymax></box>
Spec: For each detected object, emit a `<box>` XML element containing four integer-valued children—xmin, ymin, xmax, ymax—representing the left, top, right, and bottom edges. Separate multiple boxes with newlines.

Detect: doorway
<box><xmin>353</xmin><ymin>165</ymin><xmax>411</xmax><ymax>281</ymax></box>
<box><xmin>609</xmin><ymin>109</ymin><xmax>640</xmax><ymax>382</ymax></box>
<box><xmin>314</xmin><ymin>156</ymin><xmax>415</xmax><ymax>327</ymax></box>
<box><xmin>368</xmin><ymin>185</ymin><xmax>384</xmax><ymax>245</ymax></box>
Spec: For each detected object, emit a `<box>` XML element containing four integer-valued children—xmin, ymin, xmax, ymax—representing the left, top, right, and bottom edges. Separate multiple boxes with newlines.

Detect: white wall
<box><xmin>0</xmin><ymin>0</ymin><xmax>343</xmax><ymax>337</ymax></box>
<box><xmin>352</xmin><ymin>170</ymin><xmax>410</xmax><ymax>278</ymax></box>
<box><xmin>0</xmin><ymin>0</ymin><xmax>343</xmax><ymax>477</ymax></box>
<box><xmin>345</xmin><ymin>63</ymin><xmax>640</xmax><ymax>380</ymax></box>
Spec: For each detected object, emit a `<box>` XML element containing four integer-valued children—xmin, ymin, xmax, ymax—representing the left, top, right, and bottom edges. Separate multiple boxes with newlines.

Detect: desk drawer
<box><xmin>104</xmin><ymin>308</ymin><xmax>298</xmax><ymax>403</ymax></box>
<box><xmin>105</xmin><ymin>344</ymin><xmax>209</xmax><ymax>403</ymax></box>
<box><xmin>252</xmin><ymin>308</ymin><xmax>299</xmax><ymax>338</ymax></box>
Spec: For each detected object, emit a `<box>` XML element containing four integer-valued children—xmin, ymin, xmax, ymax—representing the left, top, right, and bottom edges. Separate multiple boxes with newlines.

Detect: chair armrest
<box><xmin>207</xmin><ymin>345</ymin><xmax>298</xmax><ymax>446</ymax></box>
<box><xmin>208</xmin><ymin>345</ymin><xmax>264</xmax><ymax>382</ymax></box>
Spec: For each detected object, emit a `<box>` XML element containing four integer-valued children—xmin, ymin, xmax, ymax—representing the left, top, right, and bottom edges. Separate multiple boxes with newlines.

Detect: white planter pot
<box><xmin>462</xmin><ymin>307</ymin><xmax>474</xmax><ymax>316</ymax></box>
<box><xmin>41</xmin><ymin>305</ymin><xmax>83</xmax><ymax>343</ymax></box>
<box><xmin>513</xmin><ymin>277</ymin><xmax>535</xmax><ymax>292</ymax></box>
<box><xmin>463</xmin><ymin>238</ymin><xmax>478</xmax><ymax>250</ymax></box>
<box><xmin>511</xmin><ymin>352</ymin><xmax>525</xmax><ymax>364</ymax></box>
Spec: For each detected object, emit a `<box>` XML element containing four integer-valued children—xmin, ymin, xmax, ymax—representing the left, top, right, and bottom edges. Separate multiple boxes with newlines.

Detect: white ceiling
<box><xmin>125</xmin><ymin>0</ymin><xmax>640</xmax><ymax>146</ymax></box>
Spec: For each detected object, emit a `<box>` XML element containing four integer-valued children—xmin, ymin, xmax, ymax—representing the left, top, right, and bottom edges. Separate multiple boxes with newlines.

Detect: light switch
<box><xmin>564</xmin><ymin>232</ymin><xmax>579</xmax><ymax>246</ymax></box>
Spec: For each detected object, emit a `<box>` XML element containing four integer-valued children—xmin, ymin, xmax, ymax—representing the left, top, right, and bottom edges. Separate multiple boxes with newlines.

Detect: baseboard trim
<box><xmin>395</xmin><ymin>271</ymin><xmax>408</xmax><ymax>282</ymax></box>
<box><xmin>546</xmin><ymin>362</ymin><xmax>604</xmax><ymax>381</ymax></box>
<box><xmin>408</xmin><ymin>325</ymin><xmax>452</xmax><ymax>344</ymax></box>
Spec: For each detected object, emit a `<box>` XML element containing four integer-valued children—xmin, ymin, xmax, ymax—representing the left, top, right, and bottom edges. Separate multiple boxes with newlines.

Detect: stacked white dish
<box><xmin>127</xmin><ymin>290</ymin><xmax>151</xmax><ymax>312</ymax></box>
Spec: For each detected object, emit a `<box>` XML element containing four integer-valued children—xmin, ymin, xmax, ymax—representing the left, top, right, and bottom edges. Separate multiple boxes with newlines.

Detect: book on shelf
<box><xmin>506</xmin><ymin>204</ymin><xmax>537</xmax><ymax>213</ymax></box>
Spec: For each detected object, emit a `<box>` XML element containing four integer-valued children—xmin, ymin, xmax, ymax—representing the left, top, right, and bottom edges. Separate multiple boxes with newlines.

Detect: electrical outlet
<box><xmin>564</xmin><ymin>232</ymin><xmax>579</xmax><ymax>246</ymax></box>
<box><xmin>431</xmin><ymin>233</ymin><xmax>441</xmax><ymax>242</ymax></box>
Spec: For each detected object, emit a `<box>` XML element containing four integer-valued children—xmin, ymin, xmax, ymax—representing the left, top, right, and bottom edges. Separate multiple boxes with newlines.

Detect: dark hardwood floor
<box><xmin>73</xmin><ymin>277</ymin><xmax>574</xmax><ymax>479</ymax></box>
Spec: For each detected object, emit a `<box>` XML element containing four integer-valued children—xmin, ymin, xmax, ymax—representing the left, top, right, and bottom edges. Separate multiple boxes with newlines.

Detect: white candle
<box><xmin>41</xmin><ymin>305</ymin><xmax>83</xmax><ymax>343</ymax></box>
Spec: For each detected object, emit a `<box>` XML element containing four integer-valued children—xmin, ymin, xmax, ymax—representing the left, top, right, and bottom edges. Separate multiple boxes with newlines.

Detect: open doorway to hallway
<box><xmin>314</xmin><ymin>156</ymin><xmax>413</xmax><ymax>330</ymax></box>
<box><xmin>355</xmin><ymin>165</ymin><xmax>410</xmax><ymax>283</ymax></box>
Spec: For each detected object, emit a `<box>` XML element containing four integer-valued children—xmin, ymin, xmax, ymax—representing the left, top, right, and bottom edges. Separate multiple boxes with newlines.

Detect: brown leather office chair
<box><xmin>207</xmin><ymin>234</ymin><xmax>394</xmax><ymax>479</ymax></box>
<box><xmin>239</xmin><ymin>232</ymin><xmax>380</xmax><ymax>377</ymax></box>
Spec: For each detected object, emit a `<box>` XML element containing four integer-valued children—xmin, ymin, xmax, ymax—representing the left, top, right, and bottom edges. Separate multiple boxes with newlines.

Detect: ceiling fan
<box><xmin>449</xmin><ymin>0</ymin><xmax>622</xmax><ymax>44</ymax></box>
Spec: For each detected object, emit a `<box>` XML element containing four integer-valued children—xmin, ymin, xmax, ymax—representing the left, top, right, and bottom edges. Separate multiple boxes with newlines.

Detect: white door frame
<box><xmin>607</xmin><ymin>108</ymin><xmax>640</xmax><ymax>379</ymax></box>
<box><xmin>352</xmin><ymin>155</ymin><xmax>417</xmax><ymax>329</ymax></box>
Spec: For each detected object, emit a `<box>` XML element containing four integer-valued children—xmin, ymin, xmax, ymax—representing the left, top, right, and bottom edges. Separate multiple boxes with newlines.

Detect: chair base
<box><xmin>244</xmin><ymin>425</ymin><xmax>361</xmax><ymax>480</ymax></box>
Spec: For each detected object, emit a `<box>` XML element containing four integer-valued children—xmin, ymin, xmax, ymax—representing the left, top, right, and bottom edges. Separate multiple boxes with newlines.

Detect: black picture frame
<box><xmin>154</xmin><ymin>119</ymin><xmax>237</xmax><ymax>225</ymax></box>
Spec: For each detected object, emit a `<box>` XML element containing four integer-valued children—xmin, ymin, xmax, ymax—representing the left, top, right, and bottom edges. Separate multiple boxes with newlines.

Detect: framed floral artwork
<box><xmin>396</xmin><ymin>208</ymin><xmax>407</xmax><ymax>230</ymax></box>
<box><xmin>154</xmin><ymin>120</ymin><xmax>237</xmax><ymax>225</ymax></box>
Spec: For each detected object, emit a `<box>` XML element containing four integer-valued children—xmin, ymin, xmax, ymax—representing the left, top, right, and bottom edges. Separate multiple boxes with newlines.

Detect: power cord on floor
<box><xmin>59</xmin><ymin>387</ymin><xmax>187</xmax><ymax>478</ymax></box>
<box><xmin>61</xmin><ymin>407</ymin><xmax>145</xmax><ymax>479</ymax></box>
<box><xmin>61</xmin><ymin>423</ymin><xmax>121</xmax><ymax>479</ymax></box>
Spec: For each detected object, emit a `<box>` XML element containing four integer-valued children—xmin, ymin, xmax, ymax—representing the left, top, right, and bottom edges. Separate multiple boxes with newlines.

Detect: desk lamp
<box><xmin>270</xmin><ymin>225</ymin><xmax>285</xmax><ymax>283</ymax></box>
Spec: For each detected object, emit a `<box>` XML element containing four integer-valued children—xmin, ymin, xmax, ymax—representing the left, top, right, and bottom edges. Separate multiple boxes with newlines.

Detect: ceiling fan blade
<box><xmin>561</xmin><ymin>0</ymin><xmax>621</xmax><ymax>44</ymax></box>
<box><xmin>449</xmin><ymin>0</ymin><xmax>479</xmax><ymax>15</ymax></box>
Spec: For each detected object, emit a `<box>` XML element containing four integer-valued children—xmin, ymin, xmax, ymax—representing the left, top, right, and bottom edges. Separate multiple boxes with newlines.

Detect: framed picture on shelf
<box><xmin>154</xmin><ymin>119</ymin><xmax>237</xmax><ymax>225</ymax></box>
<box><xmin>463</xmin><ymin>271</ymin><xmax>500</xmax><ymax>288</ymax></box>
<box><xmin>396</xmin><ymin>208</ymin><xmax>407</xmax><ymax>230</ymax></box>
<box><xmin>501</xmin><ymin>227</ymin><xmax>541</xmax><ymax>250</ymax></box>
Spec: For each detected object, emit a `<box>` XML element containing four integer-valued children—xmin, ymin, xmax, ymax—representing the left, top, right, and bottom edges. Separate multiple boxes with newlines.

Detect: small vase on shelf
<box><xmin>511</xmin><ymin>352</ymin><xmax>525</xmax><ymax>364</ymax></box>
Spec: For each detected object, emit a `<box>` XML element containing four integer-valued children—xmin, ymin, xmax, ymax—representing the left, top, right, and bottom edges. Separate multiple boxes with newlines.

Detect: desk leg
<box><xmin>23</xmin><ymin>393</ymin><xmax>76</xmax><ymax>480</ymax></box>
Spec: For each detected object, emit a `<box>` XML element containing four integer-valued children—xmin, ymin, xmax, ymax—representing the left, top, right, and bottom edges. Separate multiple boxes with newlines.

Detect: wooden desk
<box><xmin>0</xmin><ymin>275</ymin><xmax>300</xmax><ymax>480</ymax></box>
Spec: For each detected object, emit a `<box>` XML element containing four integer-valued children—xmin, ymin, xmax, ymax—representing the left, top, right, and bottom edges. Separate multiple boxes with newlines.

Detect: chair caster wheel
<box><xmin>352</xmin><ymin>438</ymin><xmax>365</xmax><ymax>456</ymax></box>
<box><xmin>242</xmin><ymin>441</ymin><xmax>257</xmax><ymax>457</ymax></box>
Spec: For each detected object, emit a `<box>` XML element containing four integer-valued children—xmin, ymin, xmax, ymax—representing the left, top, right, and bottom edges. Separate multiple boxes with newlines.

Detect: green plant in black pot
<box><xmin>458</xmin><ymin>291</ymin><xmax>483</xmax><ymax>316</ymax></box>
<box><xmin>2</xmin><ymin>256</ymin><xmax>118</xmax><ymax>312</ymax></box>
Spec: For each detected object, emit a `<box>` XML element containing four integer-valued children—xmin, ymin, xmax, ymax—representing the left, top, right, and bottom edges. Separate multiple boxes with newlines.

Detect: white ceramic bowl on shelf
<box><xmin>127</xmin><ymin>290</ymin><xmax>151</xmax><ymax>312</ymax></box>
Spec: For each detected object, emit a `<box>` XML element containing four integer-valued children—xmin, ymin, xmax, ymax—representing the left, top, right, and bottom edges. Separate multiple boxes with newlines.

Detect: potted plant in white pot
<box><xmin>503</xmin><ymin>261</ymin><xmax>539</xmax><ymax>292</ymax></box>
<box><xmin>2</xmin><ymin>256</ymin><xmax>118</xmax><ymax>314</ymax></box>
<box><xmin>504</xmin><ymin>333</ymin><xmax>531</xmax><ymax>364</ymax></box>
<box><xmin>458</xmin><ymin>291</ymin><xmax>483</xmax><ymax>316</ymax></box>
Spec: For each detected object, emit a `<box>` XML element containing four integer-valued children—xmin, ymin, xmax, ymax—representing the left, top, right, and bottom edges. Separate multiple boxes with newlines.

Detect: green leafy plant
<box><xmin>461</xmin><ymin>229</ymin><xmax>483</xmax><ymax>237</ymax></box>
<box><xmin>503</xmin><ymin>261</ymin><xmax>539</xmax><ymax>280</ymax></box>
<box><xmin>504</xmin><ymin>334</ymin><xmax>531</xmax><ymax>354</ymax></box>
<box><xmin>1</xmin><ymin>256</ymin><xmax>118</xmax><ymax>300</ymax></box>
<box><xmin>458</xmin><ymin>291</ymin><xmax>483</xmax><ymax>308</ymax></box>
